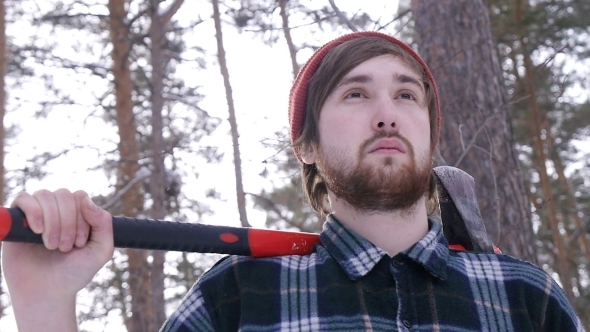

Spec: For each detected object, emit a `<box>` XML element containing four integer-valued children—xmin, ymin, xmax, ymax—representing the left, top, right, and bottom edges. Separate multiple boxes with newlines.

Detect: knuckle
<box><xmin>14</xmin><ymin>191</ymin><xmax>31</xmax><ymax>200</ymax></box>
<box><xmin>54</xmin><ymin>188</ymin><xmax>74</xmax><ymax>200</ymax></box>
<box><xmin>33</xmin><ymin>189</ymin><xmax>52</xmax><ymax>197</ymax></box>
<box><xmin>11</xmin><ymin>192</ymin><xmax>43</xmax><ymax>219</ymax></box>
<box><xmin>73</xmin><ymin>190</ymin><xmax>88</xmax><ymax>198</ymax></box>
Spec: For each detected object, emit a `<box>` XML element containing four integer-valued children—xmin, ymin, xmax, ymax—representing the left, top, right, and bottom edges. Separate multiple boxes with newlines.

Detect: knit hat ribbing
<box><xmin>288</xmin><ymin>31</ymin><xmax>441</xmax><ymax>163</ymax></box>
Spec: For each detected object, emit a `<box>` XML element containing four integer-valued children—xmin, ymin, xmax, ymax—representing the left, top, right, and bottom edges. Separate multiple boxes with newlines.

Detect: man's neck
<box><xmin>328</xmin><ymin>193</ymin><xmax>429</xmax><ymax>257</ymax></box>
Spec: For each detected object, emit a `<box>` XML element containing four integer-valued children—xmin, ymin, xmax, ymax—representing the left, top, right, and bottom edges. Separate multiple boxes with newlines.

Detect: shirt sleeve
<box><xmin>160</xmin><ymin>256</ymin><xmax>236</xmax><ymax>332</ymax></box>
<box><xmin>542</xmin><ymin>278</ymin><xmax>585</xmax><ymax>332</ymax></box>
<box><xmin>159</xmin><ymin>283</ymin><xmax>215</xmax><ymax>332</ymax></box>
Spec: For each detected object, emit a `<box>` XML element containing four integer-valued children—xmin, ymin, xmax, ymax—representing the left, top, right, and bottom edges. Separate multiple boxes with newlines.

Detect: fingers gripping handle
<box><xmin>0</xmin><ymin>207</ymin><xmax>320</xmax><ymax>257</ymax></box>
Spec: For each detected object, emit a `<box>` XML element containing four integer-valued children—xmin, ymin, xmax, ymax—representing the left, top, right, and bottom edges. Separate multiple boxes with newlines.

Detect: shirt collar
<box><xmin>401</xmin><ymin>219</ymin><xmax>449</xmax><ymax>280</ymax></box>
<box><xmin>320</xmin><ymin>215</ymin><xmax>449</xmax><ymax>281</ymax></box>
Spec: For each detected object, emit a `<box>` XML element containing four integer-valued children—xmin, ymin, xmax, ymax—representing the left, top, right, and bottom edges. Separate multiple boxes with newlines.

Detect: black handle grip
<box><xmin>111</xmin><ymin>215</ymin><xmax>251</xmax><ymax>255</ymax></box>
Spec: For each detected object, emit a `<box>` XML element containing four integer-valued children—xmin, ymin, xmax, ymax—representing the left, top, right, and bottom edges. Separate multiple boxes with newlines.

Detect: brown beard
<box><xmin>315</xmin><ymin>132</ymin><xmax>431</xmax><ymax>213</ymax></box>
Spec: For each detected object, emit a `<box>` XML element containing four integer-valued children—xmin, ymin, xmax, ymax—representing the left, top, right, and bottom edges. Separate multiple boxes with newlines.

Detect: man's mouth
<box><xmin>368</xmin><ymin>138</ymin><xmax>406</xmax><ymax>154</ymax></box>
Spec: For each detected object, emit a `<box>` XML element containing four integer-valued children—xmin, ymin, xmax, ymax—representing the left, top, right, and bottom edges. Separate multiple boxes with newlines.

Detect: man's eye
<box><xmin>346</xmin><ymin>92</ymin><xmax>364</xmax><ymax>98</ymax></box>
<box><xmin>399</xmin><ymin>92</ymin><xmax>415</xmax><ymax>100</ymax></box>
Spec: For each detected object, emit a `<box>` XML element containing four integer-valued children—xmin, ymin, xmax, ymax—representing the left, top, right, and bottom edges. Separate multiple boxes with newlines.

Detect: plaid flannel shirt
<box><xmin>161</xmin><ymin>215</ymin><xmax>584</xmax><ymax>332</ymax></box>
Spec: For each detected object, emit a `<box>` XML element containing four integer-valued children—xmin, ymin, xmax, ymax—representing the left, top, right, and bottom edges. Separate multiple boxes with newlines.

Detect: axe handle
<box><xmin>0</xmin><ymin>206</ymin><xmax>499</xmax><ymax>256</ymax></box>
<box><xmin>0</xmin><ymin>207</ymin><xmax>321</xmax><ymax>257</ymax></box>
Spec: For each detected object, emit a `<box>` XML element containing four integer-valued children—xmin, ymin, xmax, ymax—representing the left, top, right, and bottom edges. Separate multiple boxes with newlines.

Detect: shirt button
<box><xmin>392</xmin><ymin>260</ymin><xmax>404</xmax><ymax>267</ymax></box>
<box><xmin>403</xmin><ymin>320</ymin><xmax>411</xmax><ymax>328</ymax></box>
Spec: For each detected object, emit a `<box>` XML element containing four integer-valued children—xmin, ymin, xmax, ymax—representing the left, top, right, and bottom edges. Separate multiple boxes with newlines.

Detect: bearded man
<box><xmin>3</xmin><ymin>32</ymin><xmax>583</xmax><ymax>332</ymax></box>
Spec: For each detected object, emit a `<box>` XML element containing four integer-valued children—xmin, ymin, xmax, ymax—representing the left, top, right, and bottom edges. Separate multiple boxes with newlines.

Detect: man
<box><xmin>2</xmin><ymin>31</ymin><xmax>583</xmax><ymax>331</ymax></box>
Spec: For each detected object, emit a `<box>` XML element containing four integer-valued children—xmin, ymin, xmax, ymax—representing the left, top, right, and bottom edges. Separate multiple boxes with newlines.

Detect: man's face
<box><xmin>302</xmin><ymin>54</ymin><xmax>432</xmax><ymax>212</ymax></box>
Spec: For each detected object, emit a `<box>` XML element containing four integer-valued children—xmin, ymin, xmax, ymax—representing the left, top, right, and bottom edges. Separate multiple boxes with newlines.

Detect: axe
<box><xmin>0</xmin><ymin>166</ymin><xmax>498</xmax><ymax>256</ymax></box>
<box><xmin>433</xmin><ymin>166</ymin><xmax>499</xmax><ymax>253</ymax></box>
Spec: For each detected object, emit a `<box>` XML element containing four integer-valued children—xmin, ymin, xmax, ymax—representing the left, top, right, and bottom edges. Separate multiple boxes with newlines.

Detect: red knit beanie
<box><xmin>288</xmin><ymin>31</ymin><xmax>441</xmax><ymax>163</ymax></box>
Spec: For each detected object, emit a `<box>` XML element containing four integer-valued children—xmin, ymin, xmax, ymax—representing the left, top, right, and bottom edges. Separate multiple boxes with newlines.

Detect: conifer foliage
<box><xmin>0</xmin><ymin>0</ymin><xmax>588</xmax><ymax>329</ymax></box>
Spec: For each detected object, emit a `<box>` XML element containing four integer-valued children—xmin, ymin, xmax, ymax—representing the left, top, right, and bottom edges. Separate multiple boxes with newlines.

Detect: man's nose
<box><xmin>371</xmin><ymin>96</ymin><xmax>398</xmax><ymax>132</ymax></box>
<box><xmin>375</xmin><ymin>121</ymin><xmax>395</xmax><ymax>129</ymax></box>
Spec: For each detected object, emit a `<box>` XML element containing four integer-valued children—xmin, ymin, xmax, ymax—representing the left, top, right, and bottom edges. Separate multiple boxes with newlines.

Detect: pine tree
<box><xmin>488</xmin><ymin>0</ymin><xmax>590</xmax><ymax>323</ymax></box>
<box><xmin>0</xmin><ymin>0</ymin><xmax>222</xmax><ymax>329</ymax></box>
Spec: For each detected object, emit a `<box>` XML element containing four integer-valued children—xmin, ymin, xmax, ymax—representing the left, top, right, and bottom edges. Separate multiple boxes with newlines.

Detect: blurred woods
<box><xmin>0</xmin><ymin>0</ymin><xmax>587</xmax><ymax>330</ymax></box>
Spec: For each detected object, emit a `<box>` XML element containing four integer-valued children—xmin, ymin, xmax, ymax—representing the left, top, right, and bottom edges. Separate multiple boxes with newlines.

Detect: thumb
<box><xmin>81</xmin><ymin>195</ymin><xmax>114</xmax><ymax>257</ymax></box>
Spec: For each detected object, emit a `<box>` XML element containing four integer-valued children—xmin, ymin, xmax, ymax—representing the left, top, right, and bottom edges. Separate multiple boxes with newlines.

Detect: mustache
<box><xmin>358</xmin><ymin>131</ymin><xmax>413</xmax><ymax>157</ymax></box>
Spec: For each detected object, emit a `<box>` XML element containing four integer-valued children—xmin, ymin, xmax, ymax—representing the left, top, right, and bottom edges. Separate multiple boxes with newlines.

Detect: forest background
<box><xmin>0</xmin><ymin>0</ymin><xmax>588</xmax><ymax>330</ymax></box>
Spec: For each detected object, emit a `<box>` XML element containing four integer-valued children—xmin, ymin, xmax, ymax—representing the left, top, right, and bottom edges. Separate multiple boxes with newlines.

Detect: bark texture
<box><xmin>411</xmin><ymin>0</ymin><xmax>537</xmax><ymax>263</ymax></box>
<box><xmin>278</xmin><ymin>0</ymin><xmax>299</xmax><ymax>79</ymax></box>
<box><xmin>108</xmin><ymin>1</ymin><xmax>153</xmax><ymax>331</ymax></box>
<box><xmin>514</xmin><ymin>0</ymin><xmax>574</xmax><ymax>303</ymax></box>
<box><xmin>147</xmin><ymin>0</ymin><xmax>185</xmax><ymax>327</ymax></box>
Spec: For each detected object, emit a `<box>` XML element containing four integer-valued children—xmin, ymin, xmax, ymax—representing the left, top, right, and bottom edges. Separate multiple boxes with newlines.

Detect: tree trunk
<box><xmin>107</xmin><ymin>1</ymin><xmax>150</xmax><ymax>331</ymax></box>
<box><xmin>278</xmin><ymin>0</ymin><xmax>299</xmax><ymax>79</ymax></box>
<box><xmin>0</xmin><ymin>0</ymin><xmax>6</xmax><ymax>319</ymax></box>
<box><xmin>212</xmin><ymin>0</ymin><xmax>250</xmax><ymax>227</ymax></box>
<box><xmin>147</xmin><ymin>0</ymin><xmax>184</xmax><ymax>328</ymax></box>
<box><xmin>411</xmin><ymin>0</ymin><xmax>537</xmax><ymax>263</ymax></box>
<box><xmin>546</xmin><ymin>129</ymin><xmax>590</xmax><ymax>265</ymax></box>
<box><xmin>514</xmin><ymin>0</ymin><xmax>574</xmax><ymax>305</ymax></box>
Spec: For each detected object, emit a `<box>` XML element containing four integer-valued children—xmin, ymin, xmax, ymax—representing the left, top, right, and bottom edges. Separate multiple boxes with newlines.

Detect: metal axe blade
<box><xmin>433</xmin><ymin>166</ymin><xmax>495</xmax><ymax>253</ymax></box>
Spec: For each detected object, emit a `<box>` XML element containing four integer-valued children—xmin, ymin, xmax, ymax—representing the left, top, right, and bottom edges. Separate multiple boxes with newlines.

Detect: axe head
<box><xmin>433</xmin><ymin>166</ymin><xmax>495</xmax><ymax>253</ymax></box>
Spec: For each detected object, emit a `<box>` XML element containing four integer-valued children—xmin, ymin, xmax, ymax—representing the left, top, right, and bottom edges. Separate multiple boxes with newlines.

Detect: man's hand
<box><xmin>1</xmin><ymin>189</ymin><xmax>114</xmax><ymax>331</ymax></box>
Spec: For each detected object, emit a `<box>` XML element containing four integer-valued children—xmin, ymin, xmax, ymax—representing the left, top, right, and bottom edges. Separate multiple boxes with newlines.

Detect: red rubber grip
<box><xmin>0</xmin><ymin>207</ymin><xmax>11</xmax><ymax>240</ymax></box>
<box><xmin>248</xmin><ymin>228</ymin><xmax>320</xmax><ymax>257</ymax></box>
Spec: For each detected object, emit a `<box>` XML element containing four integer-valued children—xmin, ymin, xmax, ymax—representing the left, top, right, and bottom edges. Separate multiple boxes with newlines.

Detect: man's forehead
<box><xmin>338</xmin><ymin>55</ymin><xmax>424</xmax><ymax>90</ymax></box>
<box><xmin>343</xmin><ymin>55</ymin><xmax>421</xmax><ymax>79</ymax></box>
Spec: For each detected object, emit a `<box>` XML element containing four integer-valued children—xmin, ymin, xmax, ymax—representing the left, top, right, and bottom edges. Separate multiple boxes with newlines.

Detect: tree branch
<box><xmin>159</xmin><ymin>0</ymin><xmax>185</xmax><ymax>25</ymax></box>
<box><xmin>39</xmin><ymin>13</ymin><xmax>108</xmax><ymax>24</ymax></box>
<box><xmin>569</xmin><ymin>219</ymin><xmax>590</xmax><ymax>246</ymax></box>
<box><xmin>102</xmin><ymin>167</ymin><xmax>151</xmax><ymax>210</ymax></box>
<box><xmin>328</xmin><ymin>0</ymin><xmax>358</xmax><ymax>32</ymax></box>
<box><xmin>162</xmin><ymin>94</ymin><xmax>218</xmax><ymax>118</ymax></box>
<box><xmin>376</xmin><ymin>8</ymin><xmax>411</xmax><ymax>31</ymax></box>
<box><xmin>127</xmin><ymin>7</ymin><xmax>150</xmax><ymax>28</ymax></box>
<box><xmin>454</xmin><ymin>94</ymin><xmax>531</xmax><ymax>167</ymax></box>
